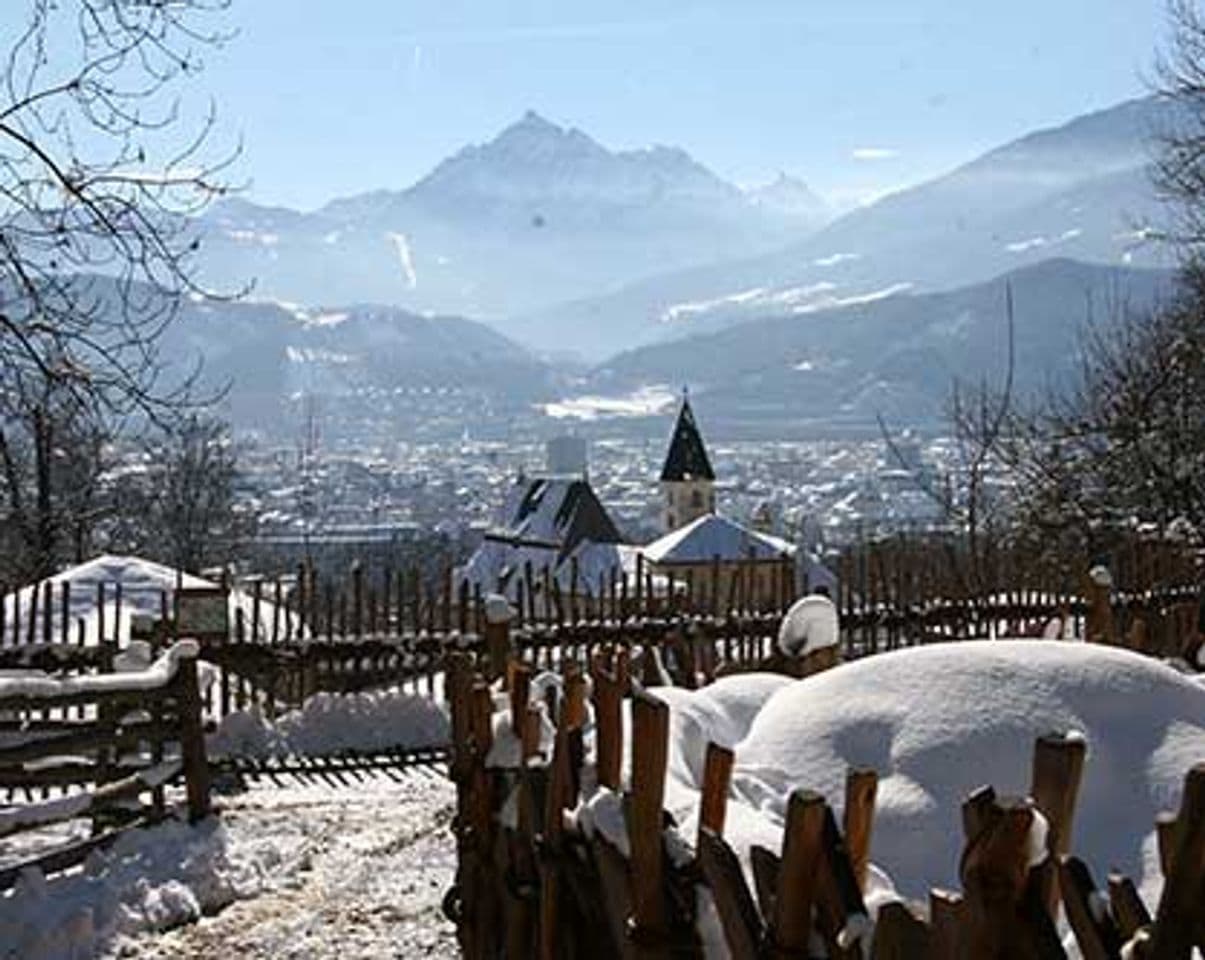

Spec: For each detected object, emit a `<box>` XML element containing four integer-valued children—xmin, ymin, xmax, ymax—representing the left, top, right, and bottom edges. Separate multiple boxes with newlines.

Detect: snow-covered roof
<box><xmin>642</xmin><ymin>514</ymin><xmax>795</xmax><ymax>565</ymax></box>
<box><xmin>0</xmin><ymin>554</ymin><xmax>301</xmax><ymax>646</ymax></box>
<box><xmin>492</xmin><ymin>476</ymin><xmax>621</xmax><ymax>554</ymax></box>
<box><xmin>458</xmin><ymin>539</ymin><xmax>560</xmax><ymax>597</ymax></box>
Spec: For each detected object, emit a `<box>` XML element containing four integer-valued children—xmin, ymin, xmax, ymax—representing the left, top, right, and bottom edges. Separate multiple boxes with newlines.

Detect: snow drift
<box><xmin>208</xmin><ymin>686</ymin><xmax>449</xmax><ymax>758</ymax></box>
<box><xmin>0</xmin><ymin>816</ymin><xmax>268</xmax><ymax>960</ymax></box>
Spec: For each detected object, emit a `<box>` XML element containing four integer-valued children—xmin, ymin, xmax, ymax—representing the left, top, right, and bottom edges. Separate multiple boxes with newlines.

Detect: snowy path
<box><xmin>108</xmin><ymin>772</ymin><xmax>459</xmax><ymax>959</ymax></box>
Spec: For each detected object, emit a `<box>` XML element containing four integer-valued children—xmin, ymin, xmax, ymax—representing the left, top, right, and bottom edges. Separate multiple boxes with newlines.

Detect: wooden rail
<box><xmin>0</xmin><ymin>641</ymin><xmax>211</xmax><ymax>891</ymax></box>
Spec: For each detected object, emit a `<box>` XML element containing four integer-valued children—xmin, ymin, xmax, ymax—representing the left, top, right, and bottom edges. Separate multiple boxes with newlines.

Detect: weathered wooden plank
<box><xmin>1030</xmin><ymin>732</ymin><xmax>1087</xmax><ymax>917</ymax></box>
<box><xmin>772</xmin><ymin>789</ymin><xmax>825</xmax><ymax>953</ymax></box>
<box><xmin>928</xmin><ymin>888</ymin><xmax>965</xmax><ymax>960</ymax></box>
<box><xmin>697</xmin><ymin>743</ymin><xmax>734</xmax><ymax>848</ymax></box>
<box><xmin>1106</xmin><ymin>872</ymin><xmax>1150</xmax><ymax>941</ymax></box>
<box><xmin>871</xmin><ymin>900</ymin><xmax>931</xmax><ymax>959</ymax></box>
<box><xmin>697</xmin><ymin>827</ymin><xmax>763</xmax><ymax>960</ymax></box>
<box><xmin>844</xmin><ymin>767</ymin><xmax>878</xmax><ymax>892</ymax></box>
<box><xmin>1149</xmin><ymin>763</ymin><xmax>1205</xmax><ymax>958</ymax></box>
<box><xmin>1058</xmin><ymin>856</ymin><xmax>1122</xmax><ymax>960</ymax></box>
<box><xmin>628</xmin><ymin>691</ymin><xmax>670</xmax><ymax>951</ymax></box>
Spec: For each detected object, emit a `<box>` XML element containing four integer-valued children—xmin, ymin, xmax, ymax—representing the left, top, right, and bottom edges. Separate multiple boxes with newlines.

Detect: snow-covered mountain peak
<box><xmin>747</xmin><ymin>172</ymin><xmax>830</xmax><ymax>221</ymax></box>
<box><xmin>401</xmin><ymin>111</ymin><xmax>746</xmax><ymax>214</ymax></box>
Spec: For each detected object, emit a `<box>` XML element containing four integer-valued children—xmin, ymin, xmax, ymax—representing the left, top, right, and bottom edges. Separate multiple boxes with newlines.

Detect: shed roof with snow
<box><xmin>0</xmin><ymin>554</ymin><xmax>300</xmax><ymax>646</ymax></box>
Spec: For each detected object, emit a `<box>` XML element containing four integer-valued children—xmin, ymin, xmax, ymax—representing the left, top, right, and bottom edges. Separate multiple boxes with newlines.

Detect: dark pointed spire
<box><xmin>660</xmin><ymin>394</ymin><xmax>714</xmax><ymax>482</ymax></box>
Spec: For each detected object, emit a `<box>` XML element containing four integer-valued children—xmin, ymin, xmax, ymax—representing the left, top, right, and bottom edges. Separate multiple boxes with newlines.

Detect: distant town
<box><xmin>231</xmin><ymin>395</ymin><xmax>957</xmax><ymax>579</ymax></box>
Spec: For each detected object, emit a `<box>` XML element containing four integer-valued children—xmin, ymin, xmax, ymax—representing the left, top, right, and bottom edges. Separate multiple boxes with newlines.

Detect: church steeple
<box><xmin>660</xmin><ymin>390</ymin><xmax>715</xmax><ymax>483</ymax></box>
<box><xmin>660</xmin><ymin>390</ymin><xmax>716</xmax><ymax>531</ymax></box>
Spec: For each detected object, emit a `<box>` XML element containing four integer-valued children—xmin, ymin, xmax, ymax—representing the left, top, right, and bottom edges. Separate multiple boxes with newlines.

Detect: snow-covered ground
<box><xmin>109</xmin><ymin>773</ymin><xmax>457</xmax><ymax>959</ymax></box>
<box><xmin>207</xmin><ymin>686</ymin><xmax>449</xmax><ymax>758</ymax></box>
<box><xmin>1</xmin><ymin>679</ymin><xmax>456</xmax><ymax>959</ymax></box>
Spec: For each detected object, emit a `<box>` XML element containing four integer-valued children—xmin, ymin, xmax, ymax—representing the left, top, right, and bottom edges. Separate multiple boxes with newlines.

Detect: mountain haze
<box><xmin>579</xmin><ymin>259</ymin><xmax>1175</xmax><ymax>433</ymax></box>
<box><xmin>516</xmin><ymin>97</ymin><xmax>1180</xmax><ymax>358</ymax></box>
<box><xmin>195</xmin><ymin>112</ymin><xmax>829</xmax><ymax>322</ymax></box>
<box><xmin>163</xmin><ymin>297</ymin><xmax>554</xmax><ymax>435</ymax></box>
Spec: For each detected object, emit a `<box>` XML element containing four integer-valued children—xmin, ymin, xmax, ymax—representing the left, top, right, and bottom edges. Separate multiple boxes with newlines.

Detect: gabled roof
<box><xmin>643</xmin><ymin>514</ymin><xmax>794</xmax><ymax>565</ymax></box>
<box><xmin>660</xmin><ymin>397</ymin><xmax>715</xmax><ymax>482</ymax></box>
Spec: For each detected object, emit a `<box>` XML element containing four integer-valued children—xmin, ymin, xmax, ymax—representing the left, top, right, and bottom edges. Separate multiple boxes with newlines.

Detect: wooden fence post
<box><xmin>959</xmin><ymin>792</ymin><xmax>1062</xmax><ymax>958</ymax></box>
<box><xmin>540</xmin><ymin>718</ymin><xmax>575</xmax><ymax>960</ymax></box>
<box><xmin>484</xmin><ymin>596</ymin><xmax>513</xmax><ymax>685</ymax></box>
<box><xmin>697</xmin><ymin>743</ymin><xmax>734</xmax><ymax>849</ymax></box>
<box><xmin>176</xmin><ymin>650</ymin><xmax>211</xmax><ymax>822</ymax></box>
<box><xmin>509</xmin><ymin>662</ymin><xmax>531</xmax><ymax>738</ymax></box>
<box><xmin>928</xmin><ymin>889</ymin><xmax>965</xmax><ymax>960</ymax></box>
<box><xmin>1058</xmin><ymin>856</ymin><xmax>1123</xmax><ymax>960</ymax></box>
<box><xmin>871</xmin><ymin>901</ymin><xmax>931</xmax><ymax>958</ymax></box>
<box><xmin>771</xmin><ymin>789</ymin><xmax>825</xmax><ymax>956</ymax></box>
<box><xmin>1030</xmin><ymin>731</ymin><xmax>1086</xmax><ymax>917</ymax></box>
<box><xmin>1107</xmin><ymin>872</ymin><xmax>1151</xmax><ymax>942</ymax></box>
<box><xmin>697</xmin><ymin>827</ymin><xmax>763</xmax><ymax>960</ymax></box>
<box><xmin>628</xmin><ymin>691</ymin><xmax>670</xmax><ymax>954</ymax></box>
<box><xmin>1149</xmin><ymin>763</ymin><xmax>1205</xmax><ymax>959</ymax></box>
<box><xmin>593</xmin><ymin>663</ymin><xmax>623</xmax><ymax>791</ymax></box>
<box><xmin>844</xmin><ymin>768</ymin><xmax>878</xmax><ymax>892</ymax></box>
<box><xmin>562</xmin><ymin>668</ymin><xmax>588</xmax><ymax>731</ymax></box>
<box><xmin>1084</xmin><ymin>567</ymin><xmax>1116</xmax><ymax>645</ymax></box>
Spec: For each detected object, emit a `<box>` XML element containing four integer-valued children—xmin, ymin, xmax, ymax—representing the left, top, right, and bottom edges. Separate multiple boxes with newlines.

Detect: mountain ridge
<box><xmin>195</xmin><ymin>111</ymin><xmax>829</xmax><ymax>319</ymax></box>
<box><xmin>573</xmin><ymin>257</ymin><xmax>1176</xmax><ymax>432</ymax></box>
<box><xmin>513</xmin><ymin>95</ymin><xmax>1179</xmax><ymax>358</ymax></box>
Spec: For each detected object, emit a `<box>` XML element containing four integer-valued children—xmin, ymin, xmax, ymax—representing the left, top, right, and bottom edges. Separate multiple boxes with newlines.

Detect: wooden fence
<box><xmin>0</xmin><ymin>641</ymin><xmax>211</xmax><ymax>890</ymax></box>
<box><xmin>445</xmin><ymin>647</ymin><xmax>1205</xmax><ymax>959</ymax></box>
<box><xmin>0</xmin><ymin>563</ymin><xmax>1198</xmax><ymax>727</ymax></box>
<box><xmin>834</xmin><ymin>531</ymin><xmax>1200</xmax><ymax>655</ymax></box>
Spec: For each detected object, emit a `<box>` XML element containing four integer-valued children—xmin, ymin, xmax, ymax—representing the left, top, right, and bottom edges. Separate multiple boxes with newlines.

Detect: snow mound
<box><xmin>208</xmin><ymin>686</ymin><xmax>449</xmax><ymax>758</ymax></box>
<box><xmin>647</xmin><ymin>673</ymin><xmax>793</xmax><ymax>789</ymax></box>
<box><xmin>716</xmin><ymin>641</ymin><xmax>1204</xmax><ymax>904</ymax></box>
<box><xmin>0</xmin><ymin>816</ymin><xmax>277</xmax><ymax>960</ymax></box>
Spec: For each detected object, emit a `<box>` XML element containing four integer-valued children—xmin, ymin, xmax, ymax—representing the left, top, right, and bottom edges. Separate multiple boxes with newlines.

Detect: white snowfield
<box><xmin>645</xmin><ymin>640</ymin><xmax>1205</xmax><ymax>914</ymax></box>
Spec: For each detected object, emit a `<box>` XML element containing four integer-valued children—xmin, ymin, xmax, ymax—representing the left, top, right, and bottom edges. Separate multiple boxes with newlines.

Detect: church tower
<box><xmin>660</xmin><ymin>391</ymin><xmax>716</xmax><ymax>532</ymax></box>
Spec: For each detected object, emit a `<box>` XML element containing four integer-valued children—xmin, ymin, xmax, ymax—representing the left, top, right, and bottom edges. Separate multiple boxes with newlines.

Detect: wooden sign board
<box><xmin>175</xmin><ymin>587</ymin><xmax>230</xmax><ymax>644</ymax></box>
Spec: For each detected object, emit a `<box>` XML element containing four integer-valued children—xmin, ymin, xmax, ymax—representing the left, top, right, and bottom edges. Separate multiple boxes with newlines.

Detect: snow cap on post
<box><xmin>484</xmin><ymin>593</ymin><xmax>515</xmax><ymax>625</ymax></box>
<box><xmin>777</xmin><ymin>593</ymin><xmax>839</xmax><ymax>658</ymax></box>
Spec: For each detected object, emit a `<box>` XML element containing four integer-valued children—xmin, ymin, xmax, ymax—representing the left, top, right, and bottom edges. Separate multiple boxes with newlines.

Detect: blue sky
<box><xmin>200</xmin><ymin>1</ymin><xmax>1167</xmax><ymax>211</ymax></box>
